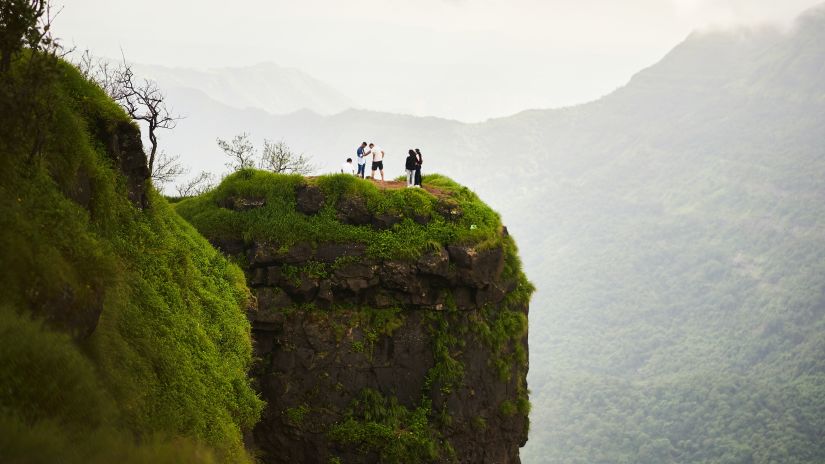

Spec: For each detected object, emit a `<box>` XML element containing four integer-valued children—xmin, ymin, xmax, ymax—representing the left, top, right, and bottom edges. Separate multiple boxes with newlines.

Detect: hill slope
<box><xmin>0</xmin><ymin>55</ymin><xmax>262</xmax><ymax>461</ymax></box>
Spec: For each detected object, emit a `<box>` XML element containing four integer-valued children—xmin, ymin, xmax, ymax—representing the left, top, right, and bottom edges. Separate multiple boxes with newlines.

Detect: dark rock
<box><xmin>250</xmin><ymin>243</ymin><xmax>314</xmax><ymax>267</ymax></box>
<box><xmin>211</xmin><ymin>238</ymin><xmax>247</xmax><ymax>256</ymax></box>
<box><xmin>295</xmin><ymin>184</ymin><xmax>325</xmax><ymax>215</ymax></box>
<box><xmin>105</xmin><ymin>120</ymin><xmax>149</xmax><ymax>209</ymax></box>
<box><xmin>217</xmin><ymin>195</ymin><xmax>266</xmax><ymax>211</ymax></box>
<box><xmin>250</xmin><ymin>267</ymin><xmax>268</xmax><ymax>287</ymax></box>
<box><xmin>472</xmin><ymin>247</ymin><xmax>506</xmax><ymax>286</ymax></box>
<box><xmin>417</xmin><ymin>247</ymin><xmax>451</xmax><ymax>278</ymax></box>
<box><xmin>448</xmin><ymin>246</ymin><xmax>505</xmax><ymax>288</ymax></box>
<box><xmin>333</xmin><ymin>261</ymin><xmax>377</xmax><ymax>280</ymax></box>
<box><xmin>475</xmin><ymin>284</ymin><xmax>507</xmax><ymax>306</ymax></box>
<box><xmin>236</xmin><ymin>241</ymin><xmax>528</xmax><ymax>464</ymax></box>
<box><xmin>282</xmin><ymin>274</ymin><xmax>319</xmax><ymax>302</ymax></box>
<box><xmin>281</xmin><ymin>243</ymin><xmax>314</xmax><ymax>264</ymax></box>
<box><xmin>453</xmin><ymin>287</ymin><xmax>476</xmax><ymax>309</ymax></box>
<box><xmin>317</xmin><ymin>280</ymin><xmax>334</xmax><ymax>303</ymax></box>
<box><xmin>371</xmin><ymin>291</ymin><xmax>397</xmax><ymax>308</ymax></box>
<box><xmin>315</xmin><ymin>243</ymin><xmax>366</xmax><ymax>263</ymax></box>
<box><xmin>371</xmin><ymin>212</ymin><xmax>402</xmax><ymax>229</ymax></box>
<box><xmin>447</xmin><ymin>245</ymin><xmax>477</xmax><ymax>268</ymax></box>
<box><xmin>254</xmin><ymin>288</ymin><xmax>293</xmax><ymax>317</ymax></box>
<box><xmin>336</xmin><ymin>195</ymin><xmax>372</xmax><ymax>225</ymax></box>
<box><xmin>378</xmin><ymin>261</ymin><xmax>416</xmax><ymax>292</ymax></box>
<box><xmin>435</xmin><ymin>198</ymin><xmax>462</xmax><ymax>221</ymax></box>
<box><xmin>249</xmin><ymin>243</ymin><xmax>283</xmax><ymax>267</ymax></box>
<box><xmin>413</xmin><ymin>213</ymin><xmax>431</xmax><ymax>225</ymax></box>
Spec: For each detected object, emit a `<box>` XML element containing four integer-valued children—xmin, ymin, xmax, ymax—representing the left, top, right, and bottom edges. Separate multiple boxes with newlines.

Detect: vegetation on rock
<box><xmin>0</xmin><ymin>53</ymin><xmax>262</xmax><ymax>461</ymax></box>
<box><xmin>176</xmin><ymin>170</ymin><xmax>533</xmax><ymax>463</ymax></box>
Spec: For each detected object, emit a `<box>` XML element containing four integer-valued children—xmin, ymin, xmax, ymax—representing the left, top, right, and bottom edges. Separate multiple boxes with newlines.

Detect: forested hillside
<box><xmin>516</xmin><ymin>7</ymin><xmax>825</xmax><ymax>463</ymax></box>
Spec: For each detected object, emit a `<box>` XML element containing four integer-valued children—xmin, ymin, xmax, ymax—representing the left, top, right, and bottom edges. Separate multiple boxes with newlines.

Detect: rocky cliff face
<box><xmin>177</xmin><ymin>174</ymin><xmax>532</xmax><ymax>463</ymax></box>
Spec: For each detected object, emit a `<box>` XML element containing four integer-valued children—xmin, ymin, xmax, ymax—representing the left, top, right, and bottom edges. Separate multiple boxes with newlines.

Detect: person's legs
<box><xmin>415</xmin><ymin>167</ymin><xmax>422</xmax><ymax>186</ymax></box>
<box><xmin>406</xmin><ymin>169</ymin><xmax>414</xmax><ymax>186</ymax></box>
<box><xmin>379</xmin><ymin>168</ymin><xmax>385</xmax><ymax>182</ymax></box>
<box><xmin>357</xmin><ymin>163</ymin><xmax>365</xmax><ymax>178</ymax></box>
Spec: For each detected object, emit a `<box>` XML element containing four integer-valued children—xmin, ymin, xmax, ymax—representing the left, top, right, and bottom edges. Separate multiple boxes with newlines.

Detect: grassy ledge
<box><xmin>174</xmin><ymin>170</ymin><xmax>505</xmax><ymax>261</ymax></box>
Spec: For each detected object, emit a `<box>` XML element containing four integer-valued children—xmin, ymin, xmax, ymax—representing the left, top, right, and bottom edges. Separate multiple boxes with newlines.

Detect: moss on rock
<box><xmin>176</xmin><ymin>170</ymin><xmax>533</xmax><ymax>463</ymax></box>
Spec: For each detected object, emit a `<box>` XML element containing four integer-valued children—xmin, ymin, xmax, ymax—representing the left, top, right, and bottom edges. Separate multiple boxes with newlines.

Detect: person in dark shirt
<box><xmin>405</xmin><ymin>149</ymin><xmax>418</xmax><ymax>187</ymax></box>
<box><xmin>414</xmin><ymin>148</ymin><xmax>423</xmax><ymax>187</ymax></box>
<box><xmin>356</xmin><ymin>141</ymin><xmax>368</xmax><ymax>178</ymax></box>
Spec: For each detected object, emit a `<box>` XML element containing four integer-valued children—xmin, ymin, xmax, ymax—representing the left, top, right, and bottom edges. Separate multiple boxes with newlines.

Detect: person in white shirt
<box><xmin>368</xmin><ymin>142</ymin><xmax>386</xmax><ymax>183</ymax></box>
<box><xmin>340</xmin><ymin>158</ymin><xmax>356</xmax><ymax>175</ymax></box>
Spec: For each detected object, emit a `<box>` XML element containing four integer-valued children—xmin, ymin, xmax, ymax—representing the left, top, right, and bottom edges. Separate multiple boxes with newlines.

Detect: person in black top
<box><xmin>414</xmin><ymin>148</ymin><xmax>423</xmax><ymax>187</ymax></box>
<box><xmin>405</xmin><ymin>149</ymin><xmax>418</xmax><ymax>187</ymax></box>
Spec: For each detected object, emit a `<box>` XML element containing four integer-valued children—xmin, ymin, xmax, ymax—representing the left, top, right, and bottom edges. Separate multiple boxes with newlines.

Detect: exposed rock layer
<box><xmin>211</xmin><ymin>211</ymin><xmax>530</xmax><ymax>463</ymax></box>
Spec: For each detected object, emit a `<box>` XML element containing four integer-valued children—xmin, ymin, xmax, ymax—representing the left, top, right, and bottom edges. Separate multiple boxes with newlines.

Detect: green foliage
<box><xmin>327</xmin><ymin>389</ymin><xmax>442</xmax><ymax>464</ymax></box>
<box><xmin>423</xmin><ymin>312</ymin><xmax>466</xmax><ymax>396</ymax></box>
<box><xmin>0</xmin><ymin>56</ymin><xmax>261</xmax><ymax>461</ymax></box>
<box><xmin>284</xmin><ymin>404</ymin><xmax>311</xmax><ymax>427</ymax></box>
<box><xmin>174</xmin><ymin>170</ymin><xmax>503</xmax><ymax>261</ymax></box>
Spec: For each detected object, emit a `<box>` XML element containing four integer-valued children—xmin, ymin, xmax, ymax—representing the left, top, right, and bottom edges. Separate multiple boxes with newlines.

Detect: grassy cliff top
<box><xmin>175</xmin><ymin>170</ymin><xmax>509</xmax><ymax>260</ymax></box>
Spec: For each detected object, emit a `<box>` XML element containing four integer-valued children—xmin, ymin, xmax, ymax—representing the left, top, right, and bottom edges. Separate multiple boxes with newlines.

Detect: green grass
<box><xmin>327</xmin><ymin>389</ymin><xmax>441</xmax><ymax>464</ymax></box>
<box><xmin>0</xmin><ymin>54</ymin><xmax>262</xmax><ymax>461</ymax></box>
<box><xmin>175</xmin><ymin>170</ymin><xmax>504</xmax><ymax>260</ymax></box>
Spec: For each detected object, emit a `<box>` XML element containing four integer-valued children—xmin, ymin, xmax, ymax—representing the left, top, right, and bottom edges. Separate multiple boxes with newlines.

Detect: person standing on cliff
<box><xmin>369</xmin><ymin>142</ymin><xmax>386</xmax><ymax>183</ymax></box>
<box><xmin>414</xmin><ymin>148</ymin><xmax>423</xmax><ymax>187</ymax></box>
<box><xmin>405</xmin><ymin>149</ymin><xmax>418</xmax><ymax>187</ymax></box>
<box><xmin>356</xmin><ymin>141</ymin><xmax>367</xmax><ymax>178</ymax></box>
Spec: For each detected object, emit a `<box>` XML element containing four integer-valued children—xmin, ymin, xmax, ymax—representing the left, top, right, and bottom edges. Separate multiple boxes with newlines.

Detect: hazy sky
<box><xmin>58</xmin><ymin>0</ymin><xmax>821</xmax><ymax>121</ymax></box>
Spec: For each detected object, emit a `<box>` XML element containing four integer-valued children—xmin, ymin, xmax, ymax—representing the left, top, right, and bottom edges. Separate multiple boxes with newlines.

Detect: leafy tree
<box><xmin>0</xmin><ymin>0</ymin><xmax>52</xmax><ymax>72</ymax></box>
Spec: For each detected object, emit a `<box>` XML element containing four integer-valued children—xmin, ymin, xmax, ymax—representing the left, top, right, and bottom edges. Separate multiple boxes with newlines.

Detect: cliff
<box><xmin>176</xmin><ymin>172</ymin><xmax>533</xmax><ymax>463</ymax></box>
<box><xmin>0</xmin><ymin>56</ymin><xmax>261</xmax><ymax>461</ymax></box>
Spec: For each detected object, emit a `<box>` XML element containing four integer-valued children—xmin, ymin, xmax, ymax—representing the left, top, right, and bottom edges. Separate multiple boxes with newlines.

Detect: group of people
<box><xmin>339</xmin><ymin>142</ymin><xmax>423</xmax><ymax>187</ymax></box>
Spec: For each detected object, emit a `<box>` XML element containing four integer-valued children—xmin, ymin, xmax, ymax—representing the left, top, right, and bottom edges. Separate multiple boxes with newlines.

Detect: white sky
<box><xmin>57</xmin><ymin>0</ymin><xmax>822</xmax><ymax>121</ymax></box>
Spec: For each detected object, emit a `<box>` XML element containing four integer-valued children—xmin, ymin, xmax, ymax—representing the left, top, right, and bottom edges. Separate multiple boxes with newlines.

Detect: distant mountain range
<box><xmin>134</xmin><ymin>61</ymin><xmax>356</xmax><ymax>116</ymax></box>
<box><xmin>142</xmin><ymin>3</ymin><xmax>825</xmax><ymax>463</ymax></box>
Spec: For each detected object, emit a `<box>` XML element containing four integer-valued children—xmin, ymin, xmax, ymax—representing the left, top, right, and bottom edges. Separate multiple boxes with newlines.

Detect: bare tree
<box><xmin>175</xmin><ymin>171</ymin><xmax>216</xmax><ymax>198</ymax></box>
<box><xmin>73</xmin><ymin>50</ymin><xmax>184</xmax><ymax>186</ymax></box>
<box><xmin>260</xmin><ymin>139</ymin><xmax>314</xmax><ymax>175</ymax></box>
<box><xmin>75</xmin><ymin>49</ymin><xmax>121</xmax><ymax>97</ymax></box>
<box><xmin>114</xmin><ymin>58</ymin><xmax>180</xmax><ymax>177</ymax></box>
<box><xmin>217</xmin><ymin>132</ymin><xmax>256</xmax><ymax>171</ymax></box>
<box><xmin>151</xmin><ymin>150</ymin><xmax>187</xmax><ymax>186</ymax></box>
